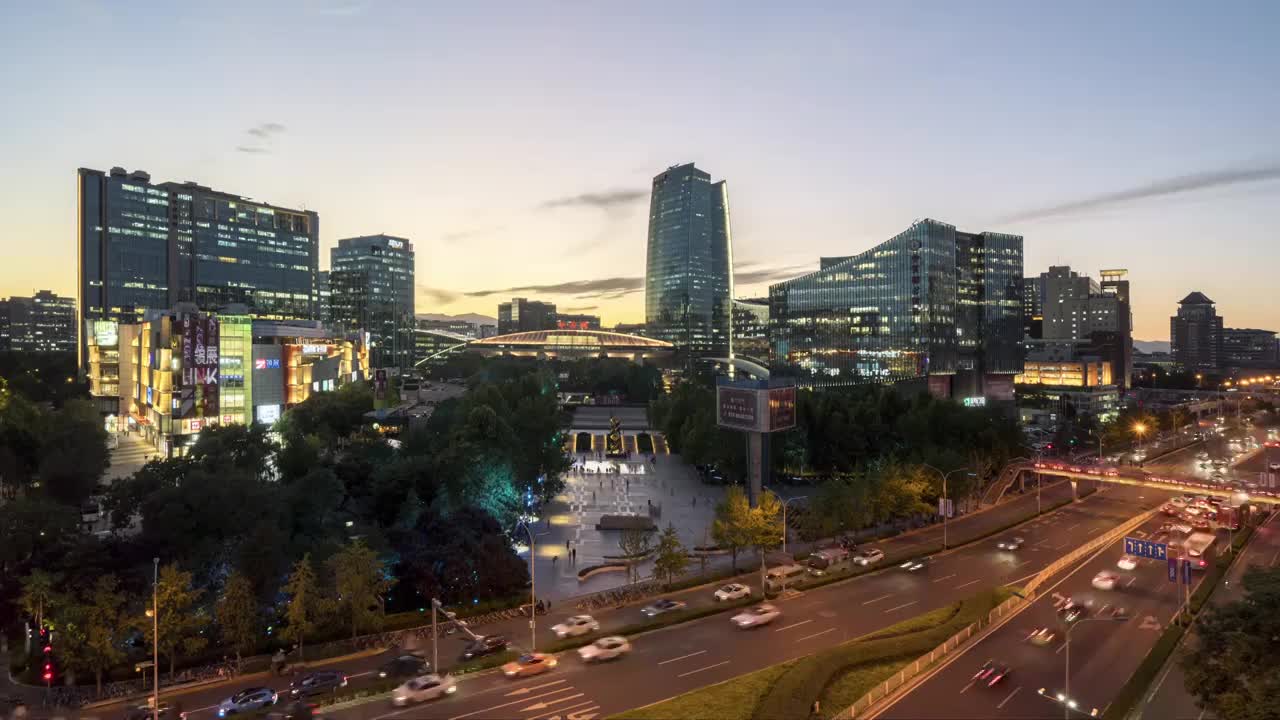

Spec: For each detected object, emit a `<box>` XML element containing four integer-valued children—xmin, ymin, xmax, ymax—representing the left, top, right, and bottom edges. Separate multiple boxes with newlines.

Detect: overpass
<box><xmin>995</xmin><ymin>459</ymin><xmax>1277</xmax><ymax>505</ymax></box>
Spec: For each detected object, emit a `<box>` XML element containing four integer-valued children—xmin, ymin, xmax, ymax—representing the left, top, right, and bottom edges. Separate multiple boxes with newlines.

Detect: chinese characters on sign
<box><xmin>716</xmin><ymin>387</ymin><xmax>760</xmax><ymax>431</ymax></box>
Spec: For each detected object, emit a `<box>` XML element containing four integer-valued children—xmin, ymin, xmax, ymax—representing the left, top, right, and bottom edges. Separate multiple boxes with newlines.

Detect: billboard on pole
<box><xmin>716</xmin><ymin>378</ymin><xmax>798</xmax><ymax>433</ymax></box>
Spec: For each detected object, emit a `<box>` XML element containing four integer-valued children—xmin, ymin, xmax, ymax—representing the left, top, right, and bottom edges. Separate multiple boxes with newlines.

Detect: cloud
<box><xmin>462</xmin><ymin>263</ymin><xmax>811</xmax><ymax>302</ymax></box>
<box><xmin>313</xmin><ymin>0</ymin><xmax>372</xmax><ymax>16</ymax></box>
<box><xmin>416</xmin><ymin>285</ymin><xmax>460</xmax><ymax>304</ymax></box>
<box><xmin>538</xmin><ymin>189</ymin><xmax>647</xmax><ymax>211</ymax></box>
<box><xmin>995</xmin><ymin>161</ymin><xmax>1280</xmax><ymax>224</ymax></box>
<box><xmin>441</xmin><ymin>225</ymin><xmax>505</xmax><ymax>244</ymax></box>
<box><xmin>236</xmin><ymin>122</ymin><xmax>287</xmax><ymax>154</ymax></box>
<box><xmin>247</xmin><ymin>122</ymin><xmax>286</xmax><ymax>139</ymax></box>
<box><xmin>563</xmin><ymin>306</ymin><xmax>599</xmax><ymax>312</ymax></box>
<box><xmin>235</xmin><ymin>146</ymin><xmax>269</xmax><ymax>154</ymax></box>
<box><xmin>734</xmin><ymin>262</ymin><xmax>814</xmax><ymax>286</ymax></box>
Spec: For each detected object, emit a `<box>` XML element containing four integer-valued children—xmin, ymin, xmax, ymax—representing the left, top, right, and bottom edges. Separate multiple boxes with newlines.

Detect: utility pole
<box><xmin>151</xmin><ymin>557</ymin><xmax>159</xmax><ymax>720</ymax></box>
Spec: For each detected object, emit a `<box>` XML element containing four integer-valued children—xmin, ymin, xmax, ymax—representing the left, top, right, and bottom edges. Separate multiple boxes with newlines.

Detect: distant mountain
<box><xmin>417</xmin><ymin>312</ymin><xmax>496</xmax><ymax>326</ymax></box>
<box><xmin>1134</xmin><ymin>340</ymin><xmax>1170</xmax><ymax>354</ymax></box>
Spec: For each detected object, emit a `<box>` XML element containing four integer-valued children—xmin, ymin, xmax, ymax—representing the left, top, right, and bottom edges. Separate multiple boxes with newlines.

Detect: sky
<box><xmin>1</xmin><ymin>0</ymin><xmax>1277</xmax><ymax>341</ymax></box>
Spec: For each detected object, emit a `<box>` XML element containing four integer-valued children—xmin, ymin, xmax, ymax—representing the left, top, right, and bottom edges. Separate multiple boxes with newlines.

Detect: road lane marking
<box><xmin>1126</xmin><ymin>576</ymin><xmax>1138</xmax><ymax>588</ymax></box>
<box><xmin>997</xmin><ymin>686</ymin><xmax>1022</xmax><ymax>708</ymax></box>
<box><xmin>955</xmin><ymin>579</ymin><xmax>981</xmax><ymax>590</ymax></box>
<box><xmin>1056</xmin><ymin>642</ymin><xmax>1067</xmax><ymax>654</ymax></box>
<box><xmin>507</xmin><ymin>680</ymin><xmax>568</xmax><ymax>696</ymax></box>
<box><xmin>932</xmin><ymin>574</ymin><xmax>958</xmax><ymax>583</ymax></box>
<box><xmin>520</xmin><ymin>693</ymin><xmax>585</xmax><ymax>712</ymax></box>
<box><xmin>775</xmin><ymin>619</ymin><xmax>814</xmax><ymax>632</ymax></box>
<box><xmin>443</xmin><ymin>687</ymin><xmax>578</xmax><ymax>720</ymax></box>
<box><xmin>863</xmin><ymin>594</ymin><xmax>894</xmax><ymax>605</ymax></box>
<box><xmin>529</xmin><ymin>702</ymin><xmax>599</xmax><ymax>720</ymax></box>
<box><xmin>657</xmin><ymin>650</ymin><xmax>706</xmax><ymax>665</ymax></box>
<box><xmin>348</xmin><ymin>670</ymin><xmax>373</xmax><ymax>679</ymax></box>
<box><xmin>1271</xmin><ymin>549</ymin><xmax>1279</xmax><ymax>567</ymax></box>
<box><xmin>884</xmin><ymin>600</ymin><xmax>919</xmax><ymax>613</ymax></box>
<box><xmin>187</xmin><ymin>705</ymin><xmax>217</xmax><ymax>714</ymax></box>
<box><xmin>960</xmin><ymin>681</ymin><xmax>974</xmax><ymax>694</ymax></box>
<box><xmin>1067</xmin><ymin>523</ymin><xmax>1081</xmax><ymax>531</ymax></box>
<box><xmin>677</xmin><ymin>660</ymin><xmax>730</xmax><ymax>678</ymax></box>
<box><xmin>796</xmin><ymin>628</ymin><xmax>836</xmax><ymax>642</ymax></box>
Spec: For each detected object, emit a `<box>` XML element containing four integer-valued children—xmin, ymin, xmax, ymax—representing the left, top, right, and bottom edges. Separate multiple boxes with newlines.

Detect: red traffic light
<box><xmin>42</xmin><ymin>671</ymin><xmax>52</xmax><ymax>682</ymax></box>
<box><xmin>43</xmin><ymin>645</ymin><xmax>52</xmax><ymax>654</ymax></box>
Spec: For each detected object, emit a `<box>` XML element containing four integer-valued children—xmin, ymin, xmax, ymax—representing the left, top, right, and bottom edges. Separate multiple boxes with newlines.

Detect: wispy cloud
<box><xmin>538</xmin><ymin>189</ymin><xmax>647</xmax><ymax>211</ymax></box>
<box><xmin>441</xmin><ymin>225</ymin><xmax>505</xmax><ymax>244</ymax></box>
<box><xmin>237</xmin><ymin>122</ymin><xmax>287</xmax><ymax>154</ymax></box>
<box><xmin>734</xmin><ymin>262</ymin><xmax>813</xmax><ymax>286</ymax></box>
<box><xmin>462</xmin><ymin>263</ymin><xmax>811</xmax><ymax>302</ymax></box>
<box><xmin>313</xmin><ymin>0</ymin><xmax>372</xmax><ymax>16</ymax></box>
<box><xmin>995</xmin><ymin>161</ymin><xmax>1280</xmax><ymax>224</ymax></box>
<box><xmin>416</xmin><ymin>285</ymin><xmax>460</xmax><ymax>304</ymax></box>
<box><xmin>563</xmin><ymin>305</ymin><xmax>599</xmax><ymax>312</ymax></box>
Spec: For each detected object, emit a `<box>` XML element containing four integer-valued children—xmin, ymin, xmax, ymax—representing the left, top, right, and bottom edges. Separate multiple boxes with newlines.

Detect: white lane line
<box><xmin>796</xmin><ymin>628</ymin><xmax>836</xmax><ymax>642</ymax></box>
<box><xmin>1127</xmin><ymin>576</ymin><xmax>1138</xmax><ymax>588</ymax></box>
<box><xmin>1271</xmin><ymin>549</ymin><xmax>1279</xmax><ymax>567</ymax></box>
<box><xmin>506</xmin><ymin>680</ymin><xmax>568</xmax><ymax>696</ymax></box>
<box><xmin>960</xmin><ymin>681</ymin><xmax>974</xmax><ymax>694</ymax></box>
<box><xmin>955</xmin><ymin>579</ymin><xmax>981</xmax><ymax>590</ymax></box>
<box><xmin>863</xmin><ymin>593</ymin><xmax>894</xmax><ymax>605</ymax></box>
<box><xmin>884</xmin><ymin>600</ymin><xmax>919</xmax><ymax>613</ymax></box>
<box><xmin>1056</xmin><ymin>642</ymin><xmax>1067</xmax><ymax>655</ymax></box>
<box><xmin>1067</xmin><ymin>523</ymin><xmax>1081</xmax><ymax>531</ymax></box>
<box><xmin>187</xmin><ymin>705</ymin><xmax>218</xmax><ymax>714</ymax></box>
<box><xmin>932</xmin><ymin>573</ymin><xmax>958</xmax><ymax>583</ymax></box>
<box><xmin>529</xmin><ymin>703</ymin><xmax>598</xmax><ymax>720</ymax></box>
<box><xmin>677</xmin><ymin>660</ymin><xmax>731</xmax><ymax>678</ymax></box>
<box><xmin>348</xmin><ymin>670</ymin><xmax>374</xmax><ymax>679</ymax></box>
<box><xmin>775</xmin><ymin>619</ymin><xmax>814</xmax><ymax>632</ymax></box>
<box><xmin>997</xmin><ymin>686</ymin><xmax>1022</xmax><ymax>709</ymax></box>
<box><xmin>520</xmin><ymin>693</ymin><xmax>585</xmax><ymax>712</ymax></box>
<box><xmin>658</xmin><ymin>650</ymin><xmax>706</xmax><ymax>665</ymax></box>
<box><xmin>444</xmin><ymin>687</ymin><xmax>578</xmax><ymax>720</ymax></box>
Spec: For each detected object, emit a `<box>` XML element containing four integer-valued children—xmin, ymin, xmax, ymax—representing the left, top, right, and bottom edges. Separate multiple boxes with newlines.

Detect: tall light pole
<box><xmin>430</xmin><ymin>598</ymin><xmax>442</xmax><ymax>673</ymax></box>
<box><xmin>1049</xmin><ymin>615</ymin><xmax>1127</xmax><ymax>719</ymax></box>
<box><xmin>781</xmin><ymin>496</ymin><xmax>807</xmax><ymax>555</ymax></box>
<box><xmin>516</xmin><ymin>522</ymin><xmax>537</xmax><ymax>652</ymax></box>
<box><xmin>1133</xmin><ymin>422</ymin><xmax>1147</xmax><ymax>460</ymax></box>
<box><xmin>151</xmin><ymin>557</ymin><xmax>159</xmax><ymax>720</ymax></box>
<box><xmin>923</xmin><ymin>465</ymin><xmax>974</xmax><ymax>549</ymax></box>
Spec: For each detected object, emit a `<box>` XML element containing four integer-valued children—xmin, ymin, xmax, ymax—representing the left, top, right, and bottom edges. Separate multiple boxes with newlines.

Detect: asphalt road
<box><xmin>876</xmin><ymin>510</ymin><xmax>1218</xmax><ymax>720</ymax></box>
<box><xmin>1137</xmin><ymin>509</ymin><xmax>1280</xmax><ymax>720</ymax></box>
<box><xmin>85</xmin><ymin>476</ymin><xmax>1083</xmax><ymax>720</ymax></box>
<box><xmin>284</xmin><ymin>484</ymin><xmax>1165</xmax><ymax>720</ymax></box>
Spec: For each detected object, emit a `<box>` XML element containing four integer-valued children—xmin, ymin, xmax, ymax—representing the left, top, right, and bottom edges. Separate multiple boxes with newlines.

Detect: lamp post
<box><xmin>150</xmin><ymin>557</ymin><xmax>159</xmax><ymax>720</ymax></box>
<box><xmin>430</xmin><ymin>598</ymin><xmax>442</xmax><ymax>673</ymax></box>
<box><xmin>515</xmin><ymin>522</ymin><xmax>537</xmax><ymax>652</ymax></box>
<box><xmin>1133</xmin><ymin>422</ymin><xmax>1147</xmax><ymax>461</ymax></box>
<box><xmin>1053</xmin><ymin>615</ymin><xmax>1127</xmax><ymax>719</ymax></box>
<box><xmin>781</xmin><ymin>496</ymin><xmax>808</xmax><ymax>555</ymax></box>
<box><xmin>923</xmin><ymin>465</ymin><xmax>975</xmax><ymax>550</ymax></box>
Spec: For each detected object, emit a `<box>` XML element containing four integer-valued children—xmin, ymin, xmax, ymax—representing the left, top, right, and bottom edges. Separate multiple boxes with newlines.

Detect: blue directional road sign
<box><xmin>1124</xmin><ymin>536</ymin><xmax>1169</xmax><ymax>561</ymax></box>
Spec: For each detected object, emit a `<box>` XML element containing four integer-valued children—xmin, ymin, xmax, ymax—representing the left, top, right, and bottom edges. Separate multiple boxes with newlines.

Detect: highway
<box><xmin>875</xmin><ymin>512</ymin><xmax>1223</xmax><ymax>719</ymax></box>
<box><xmin>267</xmin><ymin>484</ymin><xmax>1164</xmax><ymax>720</ymax></box>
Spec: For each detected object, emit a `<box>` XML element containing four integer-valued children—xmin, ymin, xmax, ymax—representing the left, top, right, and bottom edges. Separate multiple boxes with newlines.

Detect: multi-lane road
<box><xmin>141</xmin><ymin>483</ymin><xmax>1164</xmax><ymax>720</ymax></box>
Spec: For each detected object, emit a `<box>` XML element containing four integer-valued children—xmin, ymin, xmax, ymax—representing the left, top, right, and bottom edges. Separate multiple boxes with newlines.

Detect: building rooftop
<box><xmin>470</xmin><ymin>329</ymin><xmax>673</xmax><ymax>350</ymax></box>
<box><xmin>1178</xmin><ymin>291</ymin><xmax>1215</xmax><ymax>305</ymax></box>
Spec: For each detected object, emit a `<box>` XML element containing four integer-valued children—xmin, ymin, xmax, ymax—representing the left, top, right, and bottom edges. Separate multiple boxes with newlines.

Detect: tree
<box><xmin>618</xmin><ymin>528</ymin><xmax>655</xmax><ymax>583</ymax></box>
<box><xmin>750</xmin><ymin>490</ymin><xmax>784</xmax><ymax>559</ymax></box>
<box><xmin>38</xmin><ymin>398</ymin><xmax>110</xmax><ymax>506</ymax></box>
<box><xmin>652</xmin><ymin>524</ymin><xmax>689</xmax><ymax>588</ymax></box>
<box><xmin>1181</xmin><ymin>566</ymin><xmax>1280</xmax><ymax>719</ymax></box>
<box><xmin>81</xmin><ymin>575</ymin><xmax>127</xmax><ymax>694</ymax></box>
<box><xmin>19</xmin><ymin>569</ymin><xmax>58</xmax><ymax>629</ymax></box>
<box><xmin>142</xmin><ymin>564</ymin><xmax>209</xmax><ymax>679</ymax></box>
<box><xmin>712</xmin><ymin>486</ymin><xmax>754</xmax><ymax>572</ymax></box>
<box><xmin>216</xmin><ymin>572</ymin><xmax>259</xmax><ymax>664</ymax></box>
<box><xmin>283</xmin><ymin>554</ymin><xmax>322</xmax><ymax>661</ymax></box>
<box><xmin>393</xmin><ymin>507</ymin><xmax>529</xmax><ymax>606</ymax></box>
<box><xmin>329</xmin><ymin>539</ymin><xmax>396</xmax><ymax>640</ymax></box>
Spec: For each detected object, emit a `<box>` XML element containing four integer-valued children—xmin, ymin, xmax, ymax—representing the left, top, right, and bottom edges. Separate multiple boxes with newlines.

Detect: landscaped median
<box><xmin>1101</xmin><ymin>519</ymin><xmax>1259</xmax><ymax>720</ymax></box>
<box><xmin>612</xmin><ymin>587</ymin><xmax>1017</xmax><ymax>720</ymax></box>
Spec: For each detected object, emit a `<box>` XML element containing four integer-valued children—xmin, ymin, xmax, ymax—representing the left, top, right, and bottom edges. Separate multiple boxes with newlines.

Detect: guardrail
<box><xmin>1024</xmin><ymin>506</ymin><xmax>1158</xmax><ymax>596</ymax></box>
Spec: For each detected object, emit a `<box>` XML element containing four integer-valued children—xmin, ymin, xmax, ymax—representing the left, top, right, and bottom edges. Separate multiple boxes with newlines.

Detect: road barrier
<box><xmin>1023</xmin><ymin>507</ymin><xmax>1158</xmax><ymax>596</ymax></box>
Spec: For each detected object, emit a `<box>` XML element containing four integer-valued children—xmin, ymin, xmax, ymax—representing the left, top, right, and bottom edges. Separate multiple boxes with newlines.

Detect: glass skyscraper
<box><xmin>644</xmin><ymin>163</ymin><xmax>733</xmax><ymax>358</ymax></box>
<box><xmin>329</xmin><ymin>234</ymin><xmax>416</xmax><ymax>370</ymax></box>
<box><xmin>769</xmin><ymin>219</ymin><xmax>1023</xmax><ymax>397</ymax></box>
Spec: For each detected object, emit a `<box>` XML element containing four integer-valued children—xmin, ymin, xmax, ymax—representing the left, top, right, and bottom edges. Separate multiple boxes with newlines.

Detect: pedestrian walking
<box><xmin>592</xmin><ymin>491</ymin><xmax>596</xmax><ymax>503</ymax></box>
<box><xmin>566</xmin><ymin>538</ymin><xmax>571</xmax><ymax>551</ymax></box>
<box><xmin>572</xmin><ymin>547</ymin><xmax>577</xmax><ymax>563</ymax></box>
<box><xmin>553</xmin><ymin>554</ymin><xmax>558</xmax><ymax>567</ymax></box>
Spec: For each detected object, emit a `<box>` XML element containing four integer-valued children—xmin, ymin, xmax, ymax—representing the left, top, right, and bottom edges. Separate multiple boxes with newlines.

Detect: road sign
<box><xmin>1182</xmin><ymin>558</ymin><xmax>1193</xmax><ymax>585</ymax></box>
<box><xmin>939</xmin><ymin>498</ymin><xmax>954</xmax><ymax>518</ymax></box>
<box><xmin>1124</xmin><ymin>536</ymin><xmax>1169</xmax><ymax>561</ymax></box>
<box><xmin>1168</xmin><ymin>556</ymin><xmax>1177</xmax><ymax>582</ymax></box>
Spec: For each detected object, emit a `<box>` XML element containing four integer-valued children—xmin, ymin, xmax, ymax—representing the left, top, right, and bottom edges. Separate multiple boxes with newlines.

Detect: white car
<box><xmin>714</xmin><ymin>583</ymin><xmax>751</xmax><ymax>602</ymax></box>
<box><xmin>391</xmin><ymin>674</ymin><xmax>457</xmax><ymax>706</ymax></box>
<box><xmin>551</xmin><ymin>615</ymin><xmax>599</xmax><ymax>638</ymax></box>
<box><xmin>854</xmin><ymin>549</ymin><xmax>885</xmax><ymax>566</ymax></box>
<box><xmin>1092</xmin><ymin>571</ymin><xmax>1118</xmax><ymax>591</ymax></box>
<box><xmin>1117</xmin><ymin>555</ymin><xmax>1138</xmax><ymax>571</ymax></box>
<box><xmin>996</xmin><ymin>537</ymin><xmax>1025</xmax><ymax>551</ymax></box>
<box><xmin>1270</xmin><ymin>462</ymin><xmax>1280</xmax><ymax>471</ymax></box>
<box><xmin>1170</xmin><ymin>497</ymin><xmax>1189</xmax><ymax>507</ymax></box>
<box><xmin>731</xmin><ymin>603</ymin><xmax>782</xmax><ymax>628</ymax></box>
<box><xmin>577</xmin><ymin>636</ymin><xmax>632</xmax><ymax>662</ymax></box>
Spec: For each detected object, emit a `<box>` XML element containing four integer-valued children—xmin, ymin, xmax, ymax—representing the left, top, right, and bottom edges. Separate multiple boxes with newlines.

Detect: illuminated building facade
<box><xmin>1015</xmin><ymin>359</ymin><xmax>1113</xmax><ymax>387</ymax></box>
<box><xmin>0</xmin><ymin>290</ymin><xmax>77</xmax><ymax>353</ymax></box>
<box><xmin>731</xmin><ymin>298</ymin><xmax>770</xmax><ymax>365</ymax></box>
<box><xmin>498</xmin><ymin>298</ymin><xmax>557</xmax><ymax>335</ymax></box>
<box><xmin>1171</xmin><ymin>292</ymin><xmax>1224</xmax><ymax>374</ymax></box>
<box><xmin>644</xmin><ymin>163</ymin><xmax>733</xmax><ymax>358</ymax></box>
<box><xmin>769</xmin><ymin>219</ymin><xmax>1023</xmax><ymax>398</ymax></box>
<box><xmin>329</xmin><ymin>234</ymin><xmax>415</xmax><ymax>370</ymax></box>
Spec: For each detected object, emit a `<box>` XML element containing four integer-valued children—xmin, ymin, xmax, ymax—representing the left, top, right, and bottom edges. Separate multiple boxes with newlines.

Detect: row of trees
<box><xmin>428</xmin><ymin>355</ymin><xmax>663</xmax><ymax>403</ymax></box>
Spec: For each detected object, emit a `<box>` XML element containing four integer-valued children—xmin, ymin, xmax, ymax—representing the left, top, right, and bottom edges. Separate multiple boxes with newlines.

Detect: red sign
<box><xmin>767</xmin><ymin>386</ymin><xmax>796</xmax><ymax>432</ymax></box>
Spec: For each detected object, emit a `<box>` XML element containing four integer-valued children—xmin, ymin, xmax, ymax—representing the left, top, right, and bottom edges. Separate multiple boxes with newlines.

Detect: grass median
<box><xmin>613</xmin><ymin>587</ymin><xmax>1016</xmax><ymax>720</ymax></box>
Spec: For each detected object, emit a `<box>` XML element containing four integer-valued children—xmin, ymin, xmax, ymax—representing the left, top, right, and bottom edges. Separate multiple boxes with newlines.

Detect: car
<box><xmin>714</xmin><ymin>583</ymin><xmax>751</xmax><ymax>602</ymax></box>
<box><xmin>1270</xmin><ymin>462</ymin><xmax>1280</xmax><ymax>471</ymax></box>
<box><xmin>218</xmin><ymin>687</ymin><xmax>278</xmax><ymax>717</ymax></box>
<box><xmin>551</xmin><ymin>615</ymin><xmax>599</xmax><ymax>638</ymax></box>
<box><xmin>125</xmin><ymin>703</ymin><xmax>184</xmax><ymax>720</ymax></box>
<box><xmin>900</xmin><ymin>556</ymin><xmax>932</xmax><ymax>572</ymax></box>
<box><xmin>264</xmin><ymin>700</ymin><xmax>316</xmax><ymax>720</ymax></box>
<box><xmin>996</xmin><ymin>537</ymin><xmax>1025</xmax><ymax>551</ymax></box>
<box><xmin>1117</xmin><ymin>555</ymin><xmax>1138</xmax><ymax>571</ymax></box>
<box><xmin>460</xmin><ymin>635</ymin><xmax>509</xmax><ymax>661</ymax></box>
<box><xmin>1092</xmin><ymin>571</ymin><xmax>1118</xmax><ymax>591</ymax></box>
<box><xmin>1104</xmin><ymin>468</ymin><xmax>1120</xmax><ymax>477</ymax></box>
<box><xmin>1059</xmin><ymin>602</ymin><xmax>1089</xmax><ymax>624</ymax></box>
<box><xmin>731</xmin><ymin>603</ymin><xmax>782</xmax><ymax>628</ymax></box>
<box><xmin>641</xmin><ymin>598</ymin><xmax>687</xmax><ymax>616</ymax></box>
<box><xmin>986</xmin><ymin>664</ymin><xmax>1012</xmax><ymax>687</ymax></box>
<box><xmin>853</xmin><ymin>548</ymin><xmax>885</xmax><ymax>566</ymax></box>
<box><xmin>502</xmin><ymin>653</ymin><xmax>557</xmax><ymax>678</ymax></box>
<box><xmin>1170</xmin><ymin>497</ymin><xmax>1189</xmax><ymax>507</ymax></box>
<box><xmin>288</xmin><ymin>671</ymin><xmax>346</xmax><ymax>699</ymax></box>
<box><xmin>577</xmin><ymin>636</ymin><xmax>632</xmax><ymax>662</ymax></box>
<box><xmin>391</xmin><ymin>674</ymin><xmax>457</xmax><ymax>706</ymax></box>
<box><xmin>379</xmin><ymin>654</ymin><xmax>429</xmax><ymax>680</ymax></box>
<box><xmin>1027</xmin><ymin>627</ymin><xmax>1058</xmax><ymax>647</ymax></box>
<box><xmin>973</xmin><ymin>659</ymin><xmax>1010</xmax><ymax>686</ymax></box>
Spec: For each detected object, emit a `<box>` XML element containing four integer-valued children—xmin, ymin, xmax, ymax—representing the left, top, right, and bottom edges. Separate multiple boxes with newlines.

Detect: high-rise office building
<box><xmin>644</xmin><ymin>163</ymin><xmax>733</xmax><ymax>358</ymax></box>
<box><xmin>769</xmin><ymin>219</ymin><xmax>1023</xmax><ymax>397</ymax></box>
<box><xmin>1021</xmin><ymin>276</ymin><xmax>1044</xmax><ymax>339</ymax></box>
<box><xmin>497</xmin><ymin>298</ymin><xmax>557</xmax><ymax>335</ymax></box>
<box><xmin>328</xmin><ymin>234</ymin><xmax>416</xmax><ymax>370</ymax></box>
<box><xmin>77</xmin><ymin>166</ymin><xmax>319</xmax><ymax>365</ymax></box>
<box><xmin>1223</xmin><ymin>328</ymin><xmax>1277</xmax><ymax>369</ymax></box>
<box><xmin>1170</xmin><ymin>292</ymin><xmax>1224</xmax><ymax>374</ymax></box>
<box><xmin>731</xmin><ymin>298</ymin><xmax>770</xmax><ymax>365</ymax></box>
<box><xmin>0</xmin><ymin>290</ymin><xmax>77</xmax><ymax>353</ymax></box>
<box><xmin>1033</xmin><ymin>266</ymin><xmax>1133</xmax><ymax>389</ymax></box>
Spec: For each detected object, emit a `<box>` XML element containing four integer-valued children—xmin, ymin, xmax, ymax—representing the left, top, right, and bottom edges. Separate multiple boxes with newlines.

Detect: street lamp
<box><xmin>1042</xmin><ymin>615</ymin><xmax>1128</xmax><ymax>719</ymax></box>
<box><xmin>150</xmin><ymin>557</ymin><xmax>159</xmax><ymax>720</ymax></box>
<box><xmin>922</xmin><ymin>465</ymin><xmax>975</xmax><ymax>549</ymax></box>
<box><xmin>1133</xmin><ymin>423</ymin><xmax>1147</xmax><ymax>457</ymax></box>
<box><xmin>781</xmin><ymin>496</ymin><xmax>807</xmax><ymax>555</ymax></box>
<box><xmin>515</xmin><ymin>521</ymin><xmax>538</xmax><ymax>652</ymax></box>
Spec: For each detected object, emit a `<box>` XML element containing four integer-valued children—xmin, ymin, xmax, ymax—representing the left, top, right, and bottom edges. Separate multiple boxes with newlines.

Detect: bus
<box><xmin>1184</xmin><ymin>532</ymin><xmax>1216</xmax><ymax>569</ymax></box>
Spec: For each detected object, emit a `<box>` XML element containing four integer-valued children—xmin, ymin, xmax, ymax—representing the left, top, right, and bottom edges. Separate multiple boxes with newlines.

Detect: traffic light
<box><xmin>42</xmin><ymin>625</ymin><xmax>54</xmax><ymax>685</ymax></box>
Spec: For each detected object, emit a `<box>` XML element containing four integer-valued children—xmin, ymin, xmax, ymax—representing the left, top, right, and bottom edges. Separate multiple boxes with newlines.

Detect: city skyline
<box><xmin>3</xmin><ymin>2</ymin><xmax>1279</xmax><ymax>340</ymax></box>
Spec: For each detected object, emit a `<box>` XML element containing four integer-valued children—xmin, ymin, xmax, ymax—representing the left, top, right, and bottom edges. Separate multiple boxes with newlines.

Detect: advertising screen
<box><xmin>717</xmin><ymin>386</ymin><xmax>762</xmax><ymax>432</ymax></box>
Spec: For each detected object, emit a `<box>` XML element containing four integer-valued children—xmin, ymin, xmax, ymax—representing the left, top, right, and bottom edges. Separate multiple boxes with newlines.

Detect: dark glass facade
<box><xmin>644</xmin><ymin>163</ymin><xmax>732</xmax><ymax>357</ymax></box>
<box><xmin>329</xmin><ymin>234</ymin><xmax>416</xmax><ymax>370</ymax></box>
<box><xmin>769</xmin><ymin>219</ymin><xmax>1023</xmax><ymax>393</ymax></box>
<box><xmin>498</xmin><ymin>298</ymin><xmax>557</xmax><ymax>335</ymax></box>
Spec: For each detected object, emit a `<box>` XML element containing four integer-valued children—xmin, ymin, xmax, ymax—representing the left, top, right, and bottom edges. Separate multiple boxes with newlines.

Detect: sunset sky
<box><xmin>2</xmin><ymin>1</ymin><xmax>1277</xmax><ymax>340</ymax></box>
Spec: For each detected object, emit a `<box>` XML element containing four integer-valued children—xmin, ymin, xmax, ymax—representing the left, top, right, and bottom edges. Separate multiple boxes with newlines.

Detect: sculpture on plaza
<box><xmin>605</xmin><ymin>416</ymin><xmax>624</xmax><ymax>457</ymax></box>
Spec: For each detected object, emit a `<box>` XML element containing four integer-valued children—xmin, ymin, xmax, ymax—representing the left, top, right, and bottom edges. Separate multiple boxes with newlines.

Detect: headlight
<box><xmin>446</xmin><ymin>685</ymin><xmax>457</xmax><ymax>694</ymax></box>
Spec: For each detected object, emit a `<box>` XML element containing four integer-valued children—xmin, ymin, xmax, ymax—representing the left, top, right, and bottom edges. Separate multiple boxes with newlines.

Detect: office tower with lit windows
<box><xmin>328</xmin><ymin>234</ymin><xmax>416</xmax><ymax>370</ymax></box>
<box><xmin>0</xmin><ymin>290</ymin><xmax>77</xmax><ymax>353</ymax></box>
<box><xmin>644</xmin><ymin>163</ymin><xmax>733</xmax><ymax>358</ymax></box>
<box><xmin>1171</xmin><ymin>292</ymin><xmax>1224</xmax><ymax>373</ymax></box>
<box><xmin>497</xmin><ymin>298</ymin><xmax>558</xmax><ymax>335</ymax></box>
<box><xmin>769</xmin><ymin>218</ymin><xmax>1023</xmax><ymax>398</ymax></box>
